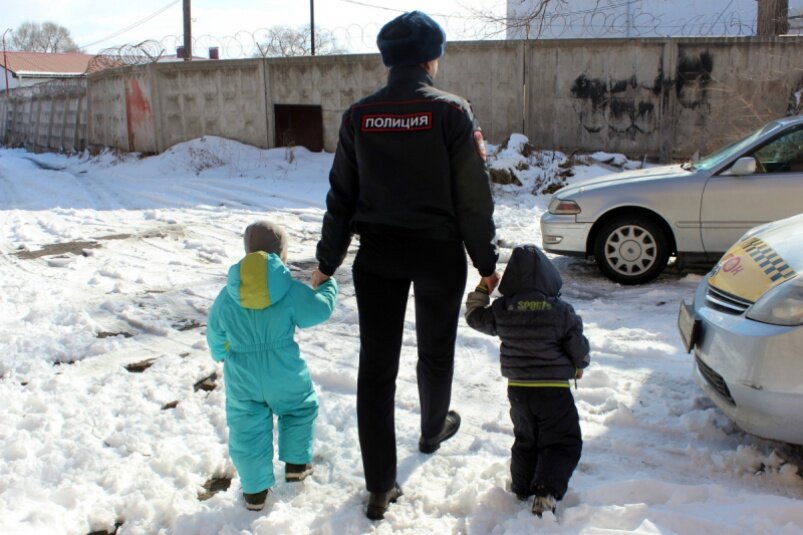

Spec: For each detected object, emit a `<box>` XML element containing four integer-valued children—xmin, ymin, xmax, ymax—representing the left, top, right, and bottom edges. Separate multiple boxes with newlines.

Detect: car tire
<box><xmin>593</xmin><ymin>215</ymin><xmax>670</xmax><ymax>284</ymax></box>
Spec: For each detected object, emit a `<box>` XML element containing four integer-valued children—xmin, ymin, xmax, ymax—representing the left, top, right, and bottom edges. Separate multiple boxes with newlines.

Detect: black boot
<box><xmin>419</xmin><ymin>410</ymin><xmax>461</xmax><ymax>454</ymax></box>
<box><xmin>366</xmin><ymin>483</ymin><xmax>403</xmax><ymax>520</ymax></box>
<box><xmin>285</xmin><ymin>463</ymin><xmax>313</xmax><ymax>482</ymax></box>
<box><xmin>243</xmin><ymin>488</ymin><xmax>270</xmax><ymax>511</ymax></box>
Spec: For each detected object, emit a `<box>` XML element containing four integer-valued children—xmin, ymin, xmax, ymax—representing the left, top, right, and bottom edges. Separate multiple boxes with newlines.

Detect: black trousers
<box><xmin>507</xmin><ymin>386</ymin><xmax>582</xmax><ymax>500</ymax></box>
<box><xmin>352</xmin><ymin>231</ymin><xmax>467</xmax><ymax>493</ymax></box>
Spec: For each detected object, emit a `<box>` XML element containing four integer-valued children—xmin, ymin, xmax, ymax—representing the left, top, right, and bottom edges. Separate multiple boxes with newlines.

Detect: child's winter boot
<box><xmin>285</xmin><ymin>463</ymin><xmax>314</xmax><ymax>482</ymax></box>
<box><xmin>532</xmin><ymin>492</ymin><xmax>557</xmax><ymax>518</ymax></box>
<box><xmin>244</xmin><ymin>488</ymin><xmax>271</xmax><ymax>511</ymax></box>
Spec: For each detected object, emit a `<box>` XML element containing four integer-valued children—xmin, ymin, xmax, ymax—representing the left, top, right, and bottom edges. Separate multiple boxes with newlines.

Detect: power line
<box><xmin>79</xmin><ymin>0</ymin><xmax>181</xmax><ymax>49</ymax></box>
<box><xmin>335</xmin><ymin>0</ymin><xmax>474</xmax><ymax>20</ymax></box>
<box><xmin>337</xmin><ymin>0</ymin><xmax>406</xmax><ymax>15</ymax></box>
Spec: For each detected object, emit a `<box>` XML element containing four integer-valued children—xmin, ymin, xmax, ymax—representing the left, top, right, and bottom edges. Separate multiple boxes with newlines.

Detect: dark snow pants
<box><xmin>352</xmin><ymin>230</ymin><xmax>467</xmax><ymax>493</ymax></box>
<box><xmin>507</xmin><ymin>386</ymin><xmax>582</xmax><ymax>500</ymax></box>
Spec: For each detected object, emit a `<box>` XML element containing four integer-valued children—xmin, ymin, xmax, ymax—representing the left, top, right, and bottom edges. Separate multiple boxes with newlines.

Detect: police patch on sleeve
<box><xmin>361</xmin><ymin>112</ymin><xmax>433</xmax><ymax>132</ymax></box>
<box><xmin>474</xmin><ymin>130</ymin><xmax>487</xmax><ymax>161</ymax></box>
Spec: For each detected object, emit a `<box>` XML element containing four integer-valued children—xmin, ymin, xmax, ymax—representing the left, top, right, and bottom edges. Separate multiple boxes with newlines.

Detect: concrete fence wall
<box><xmin>1</xmin><ymin>81</ymin><xmax>87</xmax><ymax>153</ymax></box>
<box><xmin>2</xmin><ymin>37</ymin><xmax>802</xmax><ymax>160</ymax></box>
<box><xmin>524</xmin><ymin>37</ymin><xmax>803</xmax><ymax>160</ymax></box>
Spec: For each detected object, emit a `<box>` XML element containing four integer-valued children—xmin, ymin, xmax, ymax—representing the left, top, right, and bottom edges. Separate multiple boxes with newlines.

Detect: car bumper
<box><xmin>539</xmin><ymin>213</ymin><xmax>592</xmax><ymax>255</ymax></box>
<box><xmin>687</xmin><ymin>278</ymin><xmax>803</xmax><ymax>445</ymax></box>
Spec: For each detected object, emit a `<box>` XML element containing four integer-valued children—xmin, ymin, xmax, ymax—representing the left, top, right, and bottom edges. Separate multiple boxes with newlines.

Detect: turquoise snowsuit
<box><xmin>207</xmin><ymin>251</ymin><xmax>337</xmax><ymax>493</ymax></box>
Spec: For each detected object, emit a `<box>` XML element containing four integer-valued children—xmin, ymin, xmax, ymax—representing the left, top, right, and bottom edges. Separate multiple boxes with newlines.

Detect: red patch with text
<box><xmin>361</xmin><ymin>112</ymin><xmax>433</xmax><ymax>132</ymax></box>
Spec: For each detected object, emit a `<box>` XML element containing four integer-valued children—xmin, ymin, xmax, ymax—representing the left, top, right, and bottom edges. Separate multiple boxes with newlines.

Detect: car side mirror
<box><xmin>725</xmin><ymin>157</ymin><xmax>757</xmax><ymax>176</ymax></box>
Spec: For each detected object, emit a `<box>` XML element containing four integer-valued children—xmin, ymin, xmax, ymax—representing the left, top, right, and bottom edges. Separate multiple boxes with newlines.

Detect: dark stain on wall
<box><xmin>570</xmin><ymin>74</ymin><xmax>609</xmax><ymax>111</ymax></box>
<box><xmin>639</xmin><ymin>101</ymin><xmax>655</xmax><ymax>116</ymax></box>
<box><xmin>570</xmin><ymin>74</ymin><xmax>657</xmax><ymax>140</ymax></box>
<box><xmin>675</xmin><ymin>51</ymin><xmax>713</xmax><ymax>98</ymax></box>
<box><xmin>569</xmin><ymin>50</ymin><xmax>715</xmax><ymax>141</ymax></box>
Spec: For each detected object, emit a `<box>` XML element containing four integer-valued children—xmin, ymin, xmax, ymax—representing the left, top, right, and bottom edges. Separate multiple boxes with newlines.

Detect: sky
<box><xmin>0</xmin><ymin>0</ymin><xmax>506</xmax><ymax>56</ymax></box>
<box><xmin>4</xmin><ymin>0</ymin><xmax>802</xmax><ymax>58</ymax></box>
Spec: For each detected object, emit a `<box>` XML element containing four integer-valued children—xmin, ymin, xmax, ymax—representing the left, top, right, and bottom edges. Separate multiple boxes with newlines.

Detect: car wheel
<box><xmin>593</xmin><ymin>215</ymin><xmax>670</xmax><ymax>284</ymax></box>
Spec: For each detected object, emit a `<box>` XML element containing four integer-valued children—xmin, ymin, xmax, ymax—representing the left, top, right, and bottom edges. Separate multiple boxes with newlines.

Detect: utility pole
<box><xmin>310</xmin><ymin>0</ymin><xmax>316</xmax><ymax>56</ymax></box>
<box><xmin>2</xmin><ymin>29</ymin><xmax>10</xmax><ymax>96</ymax></box>
<box><xmin>758</xmin><ymin>0</ymin><xmax>790</xmax><ymax>36</ymax></box>
<box><xmin>183</xmin><ymin>0</ymin><xmax>192</xmax><ymax>60</ymax></box>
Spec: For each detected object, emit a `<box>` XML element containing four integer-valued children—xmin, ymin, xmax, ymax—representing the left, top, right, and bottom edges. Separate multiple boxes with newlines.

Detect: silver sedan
<box><xmin>541</xmin><ymin>116</ymin><xmax>803</xmax><ymax>284</ymax></box>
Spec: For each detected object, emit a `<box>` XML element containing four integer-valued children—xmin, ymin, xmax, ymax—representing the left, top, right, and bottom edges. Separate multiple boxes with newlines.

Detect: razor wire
<box><xmin>497</xmin><ymin>3</ymin><xmax>760</xmax><ymax>40</ymax></box>
<box><xmin>85</xmin><ymin>24</ymin><xmax>385</xmax><ymax>68</ymax></box>
<box><xmin>86</xmin><ymin>40</ymin><xmax>170</xmax><ymax>72</ymax></box>
<box><xmin>83</xmin><ymin>6</ymin><xmax>799</xmax><ymax>69</ymax></box>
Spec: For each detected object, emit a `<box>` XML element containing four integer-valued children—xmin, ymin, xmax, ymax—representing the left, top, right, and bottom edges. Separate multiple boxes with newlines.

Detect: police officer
<box><xmin>311</xmin><ymin>10</ymin><xmax>499</xmax><ymax>520</ymax></box>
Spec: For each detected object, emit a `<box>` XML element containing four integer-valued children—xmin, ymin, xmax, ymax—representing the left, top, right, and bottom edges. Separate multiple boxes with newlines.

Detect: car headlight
<box><xmin>746</xmin><ymin>276</ymin><xmax>803</xmax><ymax>326</ymax></box>
<box><xmin>548</xmin><ymin>198</ymin><xmax>581</xmax><ymax>215</ymax></box>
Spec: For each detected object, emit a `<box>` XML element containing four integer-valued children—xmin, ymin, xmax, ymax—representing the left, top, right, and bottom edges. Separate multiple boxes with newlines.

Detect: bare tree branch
<box><xmin>10</xmin><ymin>21</ymin><xmax>81</xmax><ymax>53</ymax></box>
<box><xmin>470</xmin><ymin>0</ymin><xmax>567</xmax><ymax>39</ymax></box>
<box><xmin>255</xmin><ymin>25</ymin><xmax>346</xmax><ymax>57</ymax></box>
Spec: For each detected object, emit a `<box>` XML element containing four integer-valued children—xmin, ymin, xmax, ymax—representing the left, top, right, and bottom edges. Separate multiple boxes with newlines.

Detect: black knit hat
<box><xmin>376</xmin><ymin>11</ymin><xmax>446</xmax><ymax>68</ymax></box>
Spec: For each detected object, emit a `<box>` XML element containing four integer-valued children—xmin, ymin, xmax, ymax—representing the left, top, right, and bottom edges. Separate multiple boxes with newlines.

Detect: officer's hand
<box><xmin>481</xmin><ymin>272</ymin><xmax>500</xmax><ymax>293</ymax></box>
<box><xmin>575</xmin><ymin>368</ymin><xmax>584</xmax><ymax>380</ymax></box>
<box><xmin>311</xmin><ymin>269</ymin><xmax>330</xmax><ymax>289</ymax></box>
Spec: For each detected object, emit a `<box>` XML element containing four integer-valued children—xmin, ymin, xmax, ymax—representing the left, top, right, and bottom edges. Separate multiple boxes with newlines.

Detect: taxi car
<box><xmin>678</xmin><ymin>213</ymin><xmax>803</xmax><ymax>445</ymax></box>
<box><xmin>541</xmin><ymin>115</ymin><xmax>803</xmax><ymax>284</ymax></box>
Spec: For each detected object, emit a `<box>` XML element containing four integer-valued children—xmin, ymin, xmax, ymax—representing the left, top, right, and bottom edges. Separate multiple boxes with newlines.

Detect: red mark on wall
<box><xmin>125</xmin><ymin>79</ymin><xmax>153</xmax><ymax>152</ymax></box>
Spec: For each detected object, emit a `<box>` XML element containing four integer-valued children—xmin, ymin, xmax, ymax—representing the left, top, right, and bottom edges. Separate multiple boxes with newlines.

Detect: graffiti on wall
<box><xmin>569</xmin><ymin>51</ymin><xmax>714</xmax><ymax>141</ymax></box>
<box><xmin>674</xmin><ymin>50</ymin><xmax>713</xmax><ymax>111</ymax></box>
<box><xmin>570</xmin><ymin>74</ymin><xmax>657</xmax><ymax>140</ymax></box>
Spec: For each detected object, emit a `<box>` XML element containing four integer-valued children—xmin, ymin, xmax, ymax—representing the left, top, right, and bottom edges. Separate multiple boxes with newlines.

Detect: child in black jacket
<box><xmin>464</xmin><ymin>245</ymin><xmax>590</xmax><ymax>517</ymax></box>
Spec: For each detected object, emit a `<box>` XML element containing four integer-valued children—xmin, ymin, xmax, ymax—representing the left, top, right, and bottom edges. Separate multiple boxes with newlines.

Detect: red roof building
<box><xmin>1</xmin><ymin>51</ymin><xmax>96</xmax><ymax>91</ymax></box>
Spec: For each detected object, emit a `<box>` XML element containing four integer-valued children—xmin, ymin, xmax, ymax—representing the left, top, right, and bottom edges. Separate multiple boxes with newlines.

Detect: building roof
<box><xmin>0</xmin><ymin>51</ymin><xmax>96</xmax><ymax>76</ymax></box>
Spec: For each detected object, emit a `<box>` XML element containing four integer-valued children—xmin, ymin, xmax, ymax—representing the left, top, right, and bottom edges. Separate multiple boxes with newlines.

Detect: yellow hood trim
<box><xmin>709</xmin><ymin>236</ymin><xmax>796</xmax><ymax>302</ymax></box>
<box><xmin>239</xmin><ymin>252</ymin><xmax>271</xmax><ymax>309</ymax></box>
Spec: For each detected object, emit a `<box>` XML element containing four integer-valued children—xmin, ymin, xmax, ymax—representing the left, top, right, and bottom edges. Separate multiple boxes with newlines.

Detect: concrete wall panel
<box><xmin>671</xmin><ymin>39</ymin><xmax>803</xmax><ymax>158</ymax></box>
<box><xmin>266</xmin><ymin>54</ymin><xmax>386</xmax><ymax>152</ymax></box>
<box><xmin>439</xmin><ymin>41</ymin><xmax>525</xmax><ymax>145</ymax></box>
<box><xmin>88</xmin><ymin>71</ymin><xmax>129</xmax><ymax>152</ymax></box>
<box><xmin>525</xmin><ymin>38</ymin><xmax>666</xmax><ymax>155</ymax></box>
<box><xmin>0</xmin><ymin>81</ymin><xmax>87</xmax><ymax>152</ymax></box>
<box><xmin>152</xmin><ymin>59</ymin><xmax>267</xmax><ymax>152</ymax></box>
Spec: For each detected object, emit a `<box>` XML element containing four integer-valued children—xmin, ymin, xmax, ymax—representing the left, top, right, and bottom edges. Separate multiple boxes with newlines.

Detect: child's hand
<box><xmin>481</xmin><ymin>272</ymin><xmax>500</xmax><ymax>293</ymax></box>
<box><xmin>575</xmin><ymin>368</ymin><xmax>584</xmax><ymax>380</ymax></box>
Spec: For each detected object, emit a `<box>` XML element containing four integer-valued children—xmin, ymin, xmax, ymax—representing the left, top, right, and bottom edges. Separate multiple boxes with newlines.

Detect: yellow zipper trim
<box><xmin>508</xmin><ymin>380</ymin><xmax>570</xmax><ymax>388</ymax></box>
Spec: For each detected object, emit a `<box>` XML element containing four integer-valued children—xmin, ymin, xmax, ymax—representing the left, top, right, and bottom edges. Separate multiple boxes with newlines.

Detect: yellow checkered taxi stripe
<box><xmin>709</xmin><ymin>236</ymin><xmax>797</xmax><ymax>302</ymax></box>
<box><xmin>742</xmin><ymin>237</ymin><xmax>796</xmax><ymax>283</ymax></box>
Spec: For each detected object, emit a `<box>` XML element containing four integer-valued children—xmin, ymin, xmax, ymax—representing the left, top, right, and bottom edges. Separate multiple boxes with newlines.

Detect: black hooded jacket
<box><xmin>465</xmin><ymin>245</ymin><xmax>590</xmax><ymax>382</ymax></box>
<box><xmin>315</xmin><ymin>65</ymin><xmax>497</xmax><ymax>277</ymax></box>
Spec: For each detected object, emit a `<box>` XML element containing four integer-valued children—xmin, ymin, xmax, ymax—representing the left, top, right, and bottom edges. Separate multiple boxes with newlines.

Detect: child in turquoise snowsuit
<box><xmin>207</xmin><ymin>221</ymin><xmax>337</xmax><ymax>509</ymax></box>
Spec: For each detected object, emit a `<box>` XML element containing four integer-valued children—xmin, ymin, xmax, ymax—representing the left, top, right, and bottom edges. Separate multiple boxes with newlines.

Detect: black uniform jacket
<box><xmin>465</xmin><ymin>246</ymin><xmax>591</xmax><ymax>381</ymax></box>
<box><xmin>316</xmin><ymin>65</ymin><xmax>497</xmax><ymax>276</ymax></box>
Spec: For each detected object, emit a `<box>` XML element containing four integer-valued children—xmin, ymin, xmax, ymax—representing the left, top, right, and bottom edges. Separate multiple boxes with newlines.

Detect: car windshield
<box><xmin>689</xmin><ymin>123</ymin><xmax>779</xmax><ymax>171</ymax></box>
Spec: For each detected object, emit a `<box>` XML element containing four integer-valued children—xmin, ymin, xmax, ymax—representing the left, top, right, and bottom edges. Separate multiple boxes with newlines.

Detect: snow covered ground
<box><xmin>1</xmin><ymin>137</ymin><xmax>801</xmax><ymax>535</ymax></box>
